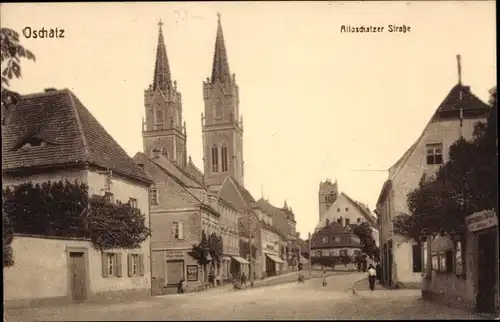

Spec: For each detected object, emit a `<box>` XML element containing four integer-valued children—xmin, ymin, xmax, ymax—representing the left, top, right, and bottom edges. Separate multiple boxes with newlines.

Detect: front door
<box><xmin>69</xmin><ymin>252</ymin><xmax>86</xmax><ymax>302</ymax></box>
<box><xmin>476</xmin><ymin>229</ymin><xmax>497</xmax><ymax>314</ymax></box>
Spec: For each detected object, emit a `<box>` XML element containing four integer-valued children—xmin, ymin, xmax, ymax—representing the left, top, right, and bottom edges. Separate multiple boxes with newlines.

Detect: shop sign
<box><xmin>466</xmin><ymin>210</ymin><xmax>498</xmax><ymax>233</ymax></box>
<box><xmin>187</xmin><ymin>265</ymin><xmax>198</xmax><ymax>281</ymax></box>
<box><xmin>166</xmin><ymin>250</ymin><xmax>184</xmax><ymax>260</ymax></box>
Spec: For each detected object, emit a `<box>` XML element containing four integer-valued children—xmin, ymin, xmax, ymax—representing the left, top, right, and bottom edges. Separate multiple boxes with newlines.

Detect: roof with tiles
<box><xmin>2</xmin><ymin>89</ymin><xmax>153</xmax><ymax>184</ymax></box>
<box><xmin>342</xmin><ymin>193</ymin><xmax>377</xmax><ymax>227</ymax></box>
<box><xmin>389</xmin><ymin>83</ymin><xmax>490</xmax><ymax>178</ymax></box>
<box><xmin>257</xmin><ymin>198</ymin><xmax>292</xmax><ymax>235</ymax></box>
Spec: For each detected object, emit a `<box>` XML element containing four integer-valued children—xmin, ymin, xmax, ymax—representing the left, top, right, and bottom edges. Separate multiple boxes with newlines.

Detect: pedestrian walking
<box><xmin>322</xmin><ymin>269</ymin><xmax>327</xmax><ymax>287</ymax></box>
<box><xmin>241</xmin><ymin>272</ymin><xmax>247</xmax><ymax>289</ymax></box>
<box><xmin>367</xmin><ymin>264</ymin><xmax>377</xmax><ymax>291</ymax></box>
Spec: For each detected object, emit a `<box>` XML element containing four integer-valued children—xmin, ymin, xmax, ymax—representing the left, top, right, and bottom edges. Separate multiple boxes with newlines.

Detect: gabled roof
<box><xmin>134</xmin><ymin>152</ymin><xmax>205</xmax><ymax>206</ymax></box>
<box><xmin>388</xmin><ymin>83</ymin><xmax>490</xmax><ymax>181</ymax></box>
<box><xmin>151</xmin><ymin>152</ymin><xmax>204</xmax><ymax>189</ymax></box>
<box><xmin>2</xmin><ymin>89</ymin><xmax>152</xmax><ymax>184</ymax></box>
<box><xmin>257</xmin><ymin>198</ymin><xmax>292</xmax><ymax>235</ymax></box>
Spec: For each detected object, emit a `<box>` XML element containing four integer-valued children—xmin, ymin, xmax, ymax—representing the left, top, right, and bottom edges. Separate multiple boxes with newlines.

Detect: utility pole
<box><xmin>308</xmin><ymin>232</ymin><xmax>312</xmax><ymax>277</ymax></box>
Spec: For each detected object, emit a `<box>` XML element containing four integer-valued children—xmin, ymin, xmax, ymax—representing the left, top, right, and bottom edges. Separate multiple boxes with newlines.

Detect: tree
<box><xmin>1</xmin><ymin>28</ymin><xmax>36</xmax><ymax>125</ymax></box>
<box><xmin>207</xmin><ymin>232</ymin><xmax>223</xmax><ymax>263</ymax></box>
<box><xmin>350</xmin><ymin>222</ymin><xmax>379</xmax><ymax>259</ymax></box>
<box><xmin>190</xmin><ymin>230</ymin><xmax>210</xmax><ymax>265</ymax></box>
<box><xmin>393</xmin><ymin>87</ymin><xmax>497</xmax><ymax>243</ymax></box>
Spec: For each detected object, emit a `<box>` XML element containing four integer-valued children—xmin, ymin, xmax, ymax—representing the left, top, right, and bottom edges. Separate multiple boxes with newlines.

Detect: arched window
<box><xmin>155</xmin><ymin>107</ymin><xmax>163</xmax><ymax>125</ymax></box>
<box><xmin>221</xmin><ymin>145</ymin><xmax>228</xmax><ymax>172</ymax></box>
<box><xmin>212</xmin><ymin>145</ymin><xmax>218</xmax><ymax>172</ymax></box>
<box><xmin>214</xmin><ymin>97</ymin><xmax>223</xmax><ymax>119</ymax></box>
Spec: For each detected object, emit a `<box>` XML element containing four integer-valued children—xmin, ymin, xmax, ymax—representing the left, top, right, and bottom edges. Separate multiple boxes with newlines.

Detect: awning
<box><xmin>231</xmin><ymin>256</ymin><xmax>250</xmax><ymax>264</ymax></box>
<box><xmin>266</xmin><ymin>253</ymin><xmax>286</xmax><ymax>264</ymax></box>
<box><xmin>299</xmin><ymin>256</ymin><xmax>309</xmax><ymax>264</ymax></box>
<box><xmin>221</xmin><ymin>256</ymin><xmax>232</xmax><ymax>261</ymax></box>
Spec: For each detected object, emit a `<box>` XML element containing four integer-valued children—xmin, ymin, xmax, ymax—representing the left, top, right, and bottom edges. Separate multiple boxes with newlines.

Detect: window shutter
<box><xmin>139</xmin><ymin>254</ymin><xmax>145</xmax><ymax>276</ymax></box>
<box><xmin>127</xmin><ymin>254</ymin><xmax>133</xmax><ymax>277</ymax></box>
<box><xmin>445</xmin><ymin>250</ymin><xmax>453</xmax><ymax>274</ymax></box>
<box><xmin>116</xmin><ymin>253</ymin><xmax>123</xmax><ymax>277</ymax></box>
<box><xmin>179</xmin><ymin>222</ymin><xmax>184</xmax><ymax>239</ymax></box>
<box><xmin>102</xmin><ymin>252</ymin><xmax>108</xmax><ymax>278</ymax></box>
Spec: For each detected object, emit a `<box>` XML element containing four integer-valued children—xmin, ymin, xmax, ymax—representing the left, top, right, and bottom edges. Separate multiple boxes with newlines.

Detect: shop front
<box><xmin>263</xmin><ymin>251</ymin><xmax>285</xmax><ymax>277</ymax></box>
<box><xmin>162</xmin><ymin>249</ymin><xmax>202</xmax><ymax>294</ymax></box>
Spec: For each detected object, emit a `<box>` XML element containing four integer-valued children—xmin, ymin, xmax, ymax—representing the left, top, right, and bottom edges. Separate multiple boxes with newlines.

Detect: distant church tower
<box><xmin>202</xmin><ymin>14</ymin><xmax>244</xmax><ymax>187</ymax></box>
<box><xmin>142</xmin><ymin>20</ymin><xmax>187</xmax><ymax>168</ymax></box>
<box><xmin>318</xmin><ymin>178</ymin><xmax>338</xmax><ymax>221</ymax></box>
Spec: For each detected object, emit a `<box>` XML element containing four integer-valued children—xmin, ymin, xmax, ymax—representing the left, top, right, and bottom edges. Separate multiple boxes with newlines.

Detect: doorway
<box><xmin>476</xmin><ymin>229</ymin><xmax>498</xmax><ymax>314</ymax></box>
<box><xmin>69</xmin><ymin>252</ymin><xmax>87</xmax><ymax>303</ymax></box>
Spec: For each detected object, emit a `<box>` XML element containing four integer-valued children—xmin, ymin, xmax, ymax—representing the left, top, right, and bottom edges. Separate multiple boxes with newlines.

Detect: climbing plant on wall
<box><xmin>2</xmin><ymin>179</ymin><xmax>151</xmax><ymax>265</ymax></box>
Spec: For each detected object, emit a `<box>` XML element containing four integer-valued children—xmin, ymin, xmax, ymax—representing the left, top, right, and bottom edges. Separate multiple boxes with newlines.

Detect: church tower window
<box><xmin>212</xmin><ymin>145</ymin><xmax>219</xmax><ymax>172</ymax></box>
<box><xmin>221</xmin><ymin>145</ymin><xmax>228</xmax><ymax>172</ymax></box>
<box><xmin>155</xmin><ymin>108</ymin><xmax>163</xmax><ymax>126</ymax></box>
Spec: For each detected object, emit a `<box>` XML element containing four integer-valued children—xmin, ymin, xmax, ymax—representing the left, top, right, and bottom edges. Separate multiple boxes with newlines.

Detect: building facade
<box><xmin>2</xmin><ymin>89</ymin><xmax>153</xmax><ymax>306</ymax></box>
<box><xmin>315</xmin><ymin>189</ymin><xmax>379</xmax><ymax>247</ymax></box>
<box><xmin>310</xmin><ymin>222</ymin><xmax>362</xmax><ymax>264</ymax></box>
<box><xmin>375</xmin><ymin>80</ymin><xmax>491</xmax><ymax>289</ymax></box>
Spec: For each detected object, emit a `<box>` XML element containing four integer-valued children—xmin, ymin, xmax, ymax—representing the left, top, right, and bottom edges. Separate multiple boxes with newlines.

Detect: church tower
<box><xmin>142</xmin><ymin>20</ymin><xmax>187</xmax><ymax>168</ymax></box>
<box><xmin>318</xmin><ymin>178</ymin><xmax>338</xmax><ymax>221</ymax></box>
<box><xmin>202</xmin><ymin>14</ymin><xmax>244</xmax><ymax>187</ymax></box>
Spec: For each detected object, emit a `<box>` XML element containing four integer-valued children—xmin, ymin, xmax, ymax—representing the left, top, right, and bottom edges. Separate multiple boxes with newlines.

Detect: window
<box><xmin>329</xmin><ymin>251</ymin><xmax>335</xmax><ymax>257</ymax></box>
<box><xmin>155</xmin><ymin>108</ymin><xmax>163</xmax><ymax>125</ymax></box>
<box><xmin>454</xmin><ymin>240</ymin><xmax>464</xmax><ymax>276</ymax></box>
<box><xmin>315</xmin><ymin>251</ymin><xmax>322</xmax><ymax>257</ymax></box>
<box><xmin>130</xmin><ymin>254</ymin><xmax>138</xmax><ymax>276</ymax></box>
<box><xmin>221</xmin><ymin>145</ymin><xmax>228</xmax><ymax>172</ymax></box>
<box><xmin>412</xmin><ymin>244</ymin><xmax>423</xmax><ymax>273</ymax></box>
<box><xmin>102</xmin><ymin>252</ymin><xmax>122</xmax><ymax>278</ymax></box>
<box><xmin>439</xmin><ymin>251</ymin><xmax>447</xmax><ymax>272</ymax></box>
<box><xmin>337</xmin><ymin>208</ymin><xmax>340</xmax><ymax>212</ymax></box>
<box><xmin>345</xmin><ymin>207</ymin><xmax>349</xmax><ymax>212</ymax></box>
<box><xmin>426</xmin><ymin>143</ymin><xmax>443</xmax><ymax>165</ymax></box>
<box><xmin>172</xmin><ymin>222</ymin><xmax>184</xmax><ymax>240</ymax></box>
<box><xmin>129</xmin><ymin>198</ymin><xmax>138</xmax><ymax>208</ymax></box>
<box><xmin>357</xmin><ymin>218</ymin><xmax>361</xmax><ymax>223</ymax></box>
<box><xmin>334</xmin><ymin>237</ymin><xmax>340</xmax><ymax>242</ymax></box>
<box><xmin>337</xmin><ymin>218</ymin><xmax>341</xmax><ymax>224</ymax></box>
<box><xmin>431</xmin><ymin>252</ymin><xmax>439</xmax><ymax>270</ymax></box>
<box><xmin>105</xmin><ymin>192</ymin><xmax>114</xmax><ymax>203</ymax></box>
<box><xmin>149</xmin><ymin>186</ymin><xmax>158</xmax><ymax>205</ymax></box>
<box><xmin>107</xmin><ymin>253</ymin><xmax>115</xmax><ymax>276</ymax></box>
<box><xmin>322</xmin><ymin>236</ymin><xmax>328</xmax><ymax>243</ymax></box>
<box><xmin>345</xmin><ymin>218</ymin><xmax>350</xmax><ymax>226</ymax></box>
<box><xmin>211</xmin><ymin>145</ymin><xmax>219</xmax><ymax>172</ymax></box>
<box><xmin>340</xmin><ymin>250</ymin><xmax>347</xmax><ymax>256</ymax></box>
<box><xmin>214</xmin><ymin>98</ymin><xmax>223</xmax><ymax>119</ymax></box>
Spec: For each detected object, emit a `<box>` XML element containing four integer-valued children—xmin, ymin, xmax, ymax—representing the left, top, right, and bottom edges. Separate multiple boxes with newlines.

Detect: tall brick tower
<box><xmin>142</xmin><ymin>20</ymin><xmax>187</xmax><ymax>168</ymax></box>
<box><xmin>202</xmin><ymin>14</ymin><xmax>244</xmax><ymax>188</ymax></box>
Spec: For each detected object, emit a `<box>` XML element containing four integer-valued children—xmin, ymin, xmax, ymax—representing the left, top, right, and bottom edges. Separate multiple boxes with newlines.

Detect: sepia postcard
<box><xmin>1</xmin><ymin>1</ymin><xmax>497</xmax><ymax>321</ymax></box>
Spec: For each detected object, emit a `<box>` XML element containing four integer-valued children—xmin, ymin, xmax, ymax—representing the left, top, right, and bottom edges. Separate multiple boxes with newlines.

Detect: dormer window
<box><xmin>18</xmin><ymin>137</ymin><xmax>48</xmax><ymax>150</ymax></box>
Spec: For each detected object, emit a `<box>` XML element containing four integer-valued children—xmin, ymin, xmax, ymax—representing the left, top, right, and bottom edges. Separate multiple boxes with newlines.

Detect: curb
<box><xmin>351</xmin><ymin>276</ymin><xmax>368</xmax><ymax>295</ymax></box>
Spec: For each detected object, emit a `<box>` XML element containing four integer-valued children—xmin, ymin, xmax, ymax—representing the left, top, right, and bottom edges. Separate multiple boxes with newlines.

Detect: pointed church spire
<box><xmin>211</xmin><ymin>13</ymin><xmax>232</xmax><ymax>86</ymax></box>
<box><xmin>153</xmin><ymin>19</ymin><xmax>173</xmax><ymax>92</ymax></box>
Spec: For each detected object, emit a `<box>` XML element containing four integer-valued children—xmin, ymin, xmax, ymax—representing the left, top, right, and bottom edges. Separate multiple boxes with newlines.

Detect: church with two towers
<box><xmin>134</xmin><ymin>14</ymin><xmax>277</xmax><ymax>294</ymax></box>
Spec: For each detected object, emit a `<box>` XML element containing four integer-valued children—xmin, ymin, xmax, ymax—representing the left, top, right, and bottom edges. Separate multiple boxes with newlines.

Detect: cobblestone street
<box><xmin>5</xmin><ymin>273</ymin><xmax>484</xmax><ymax>321</ymax></box>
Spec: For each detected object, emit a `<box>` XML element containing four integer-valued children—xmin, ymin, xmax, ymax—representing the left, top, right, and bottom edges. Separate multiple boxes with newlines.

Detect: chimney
<box><xmin>44</xmin><ymin>88</ymin><xmax>58</xmax><ymax>93</ymax></box>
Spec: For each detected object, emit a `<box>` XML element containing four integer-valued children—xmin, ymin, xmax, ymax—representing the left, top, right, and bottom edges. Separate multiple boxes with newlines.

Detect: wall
<box><xmin>151</xmin><ymin>209</ymin><xmax>201</xmax><ymax>250</ymax></box>
<box><xmin>2</xmin><ymin>168</ymin><xmax>86</xmax><ymax>188</ymax></box>
<box><xmin>4</xmin><ymin>235</ymin><xmax>151</xmax><ymax>307</ymax></box>
<box><xmin>389</xmin><ymin>117</ymin><xmax>484</xmax><ymax>286</ymax></box>
<box><xmin>313</xmin><ymin>247</ymin><xmax>360</xmax><ymax>257</ymax></box>
<box><xmin>316</xmin><ymin>193</ymin><xmax>371</xmax><ymax>230</ymax></box>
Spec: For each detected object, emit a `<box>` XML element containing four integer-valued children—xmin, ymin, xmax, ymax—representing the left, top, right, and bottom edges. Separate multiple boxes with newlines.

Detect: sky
<box><xmin>1</xmin><ymin>1</ymin><xmax>496</xmax><ymax>238</ymax></box>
